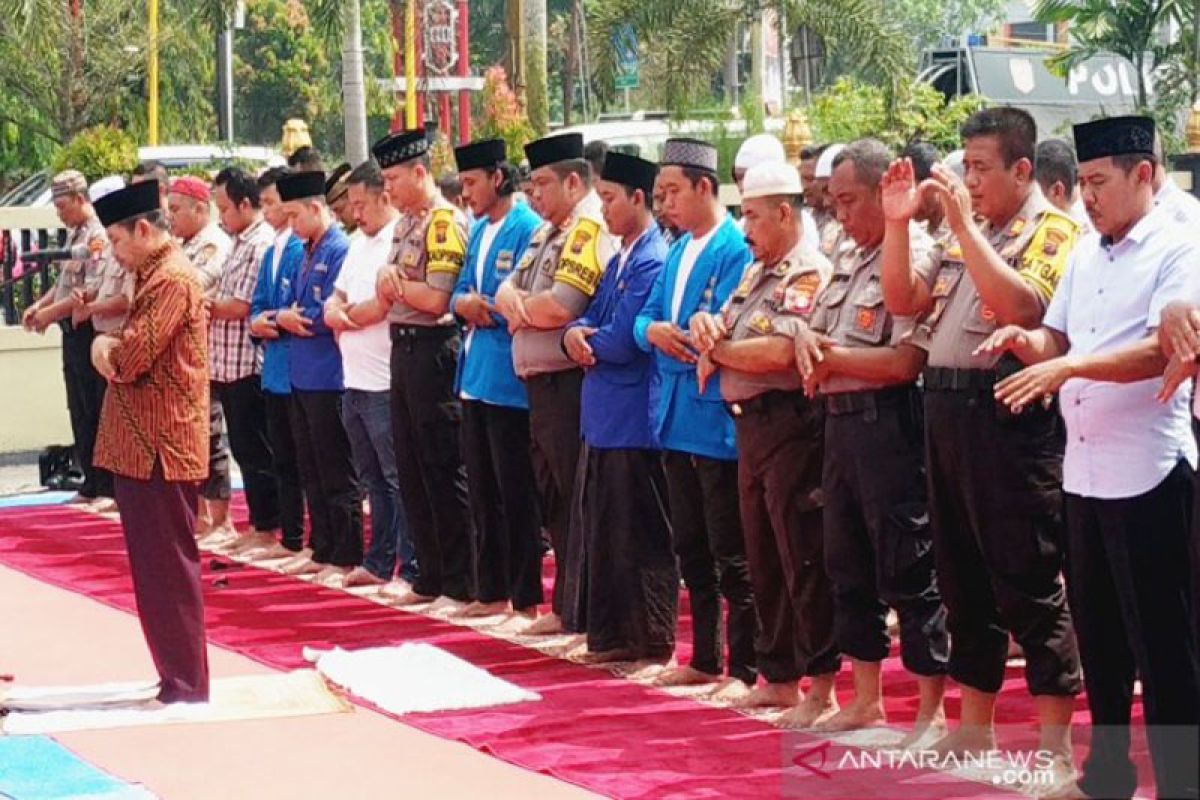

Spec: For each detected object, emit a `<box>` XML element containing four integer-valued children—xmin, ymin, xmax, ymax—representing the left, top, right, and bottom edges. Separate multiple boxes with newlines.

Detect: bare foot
<box><xmin>456</xmin><ymin>600</ymin><xmax>511</xmax><ymax>618</ymax></box>
<box><xmin>379</xmin><ymin>579</ymin><xmax>413</xmax><ymax>598</ymax></box>
<box><xmin>777</xmin><ymin>692</ymin><xmax>840</xmax><ymax>729</ymax></box>
<box><xmin>732</xmin><ymin>682</ymin><xmax>800</xmax><ymax>710</ymax></box>
<box><xmin>278</xmin><ymin>553</ymin><xmax>321</xmax><ymax>576</ymax></box>
<box><xmin>811</xmin><ymin>698</ymin><xmax>886</xmax><ymax>732</ymax></box>
<box><xmin>573</xmin><ymin>648</ymin><xmax>635</xmax><ymax>665</ymax></box>
<box><xmin>520</xmin><ymin>613</ymin><xmax>564</xmax><ymax>636</ymax></box>
<box><xmin>709</xmin><ymin>677</ymin><xmax>753</xmax><ymax>703</ymax></box>
<box><xmin>425</xmin><ymin>596</ymin><xmax>468</xmax><ymax>616</ymax></box>
<box><xmin>388</xmin><ymin>589</ymin><xmax>436</xmax><ymax>607</ymax></box>
<box><xmin>314</xmin><ymin>565</ymin><xmax>350</xmax><ymax>586</ymax></box>
<box><xmin>1029</xmin><ymin>755</ymin><xmax>1080</xmax><ymax>798</ymax></box>
<box><xmin>243</xmin><ymin>541</ymin><xmax>294</xmax><ymax>561</ymax></box>
<box><xmin>512</xmin><ymin>606</ymin><xmax>538</xmax><ymax>619</ymax></box>
<box><xmin>653</xmin><ymin>665</ymin><xmax>722</xmax><ymax>688</ymax></box>
<box><xmin>342</xmin><ymin>567</ymin><xmax>387</xmax><ymax>588</ymax></box>
<box><xmin>896</xmin><ymin>713</ymin><xmax>948</xmax><ymax>750</ymax></box>
<box><xmin>928</xmin><ymin>725</ymin><xmax>997</xmax><ymax>757</ymax></box>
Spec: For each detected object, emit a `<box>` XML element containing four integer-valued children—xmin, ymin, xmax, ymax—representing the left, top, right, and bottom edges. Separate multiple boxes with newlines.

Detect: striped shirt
<box><xmin>209</xmin><ymin>218</ymin><xmax>272</xmax><ymax>382</ymax></box>
<box><xmin>94</xmin><ymin>242</ymin><xmax>210</xmax><ymax>482</ymax></box>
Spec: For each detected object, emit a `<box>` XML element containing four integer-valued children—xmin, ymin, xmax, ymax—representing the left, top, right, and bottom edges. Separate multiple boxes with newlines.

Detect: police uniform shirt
<box><xmin>51</xmin><ymin>215</ymin><xmax>108</xmax><ymax>303</ymax></box>
<box><xmin>509</xmin><ymin>191</ymin><xmax>617</xmax><ymax>377</ymax></box>
<box><xmin>1044</xmin><ymin>204</ymin><xmax>1199</xmax><ymax>500</ymax></box>
<box><xmin>89</xmin><ymin>250</ymin><xmax>134</xmax><ymax>334</ymax></box>
<box><xmin>718</xmin><ymin>237</ymin><xmax>832</xmax><ymax>402</ymax></box>
<box><xmin>810</xmin><ymin>224</ymin><xmax>938</xmax><ymax>395</ymax></box>
<box><xmin>182</xmin><ymin>222</ymin><xmax>232</xmax><ymax>293</ymax></box>
<box><xmin>909</xmin><ymin>189</ymin><xmax>1078</xmax><ymax>369</ymax></box>
<box><xmin>386</xmin><ymin>199</ymin><xmax>469</xmax><ymax>326</ymax></box>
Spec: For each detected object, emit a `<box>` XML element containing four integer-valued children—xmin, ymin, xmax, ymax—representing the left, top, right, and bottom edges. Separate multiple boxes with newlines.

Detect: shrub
<box><xmin>50</xmin><ymin>126</ymin><xmax>138</xmax><ymax>182</ymax></box>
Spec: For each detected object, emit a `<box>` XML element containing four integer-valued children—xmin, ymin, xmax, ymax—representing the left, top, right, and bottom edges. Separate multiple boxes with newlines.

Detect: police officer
<box><xmin>564</xmin><ymin>151</ymin><xmax>677</xmax><ymax>665</ymax></box>
<box><xmin>22</xmin><ymin>170</ymin><xmax>119</xmax><ymax>508</ymax></box>
<box><xmin>690</xmin><ymin>161</ymin><xmax>838</xmax><ymax>727</ymax></box>
<box><xmin>634</xmin><ymin>138</ymin><xmax>758</xmax><ymax>691</ymax></box>
<box><xmin>449</xmin><ymin>138</ymin><xmax>544</xmax><ymax>619</ymax></box>
<box><xmin>494</xmin><ymin>132</ymin><xmax>616</xmax><ymax>636</ymax></box>
<box><xmin>796</xmin><ymin>140</ymin><xmax>948</xmax><ymax>743</ymax></box>
<box><xmin>989</xmin><ymin>116</ymin><xmax>1200</xmax><ymax>800</ymax></box>
<box><xmin>366</xmin><ymin>129</ymin><xmax>473</xmax><ymax>611</ymax></box>
<box><xmin>813</xmin><ymin>144</ymin><xmax>846</xmax><ymax>257</ymax></box>
<box><xmin>879</xmin><ymin>107</ymin><xmax>1082</xmax><ymax>761</ymax></box>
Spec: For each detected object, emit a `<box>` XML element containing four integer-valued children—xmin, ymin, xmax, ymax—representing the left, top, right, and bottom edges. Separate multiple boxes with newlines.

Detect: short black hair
<box><xmin>681</xmin><ymin>166</ymin><xmax>719</xmax><ymax>197</ymax></box>
<box><xmin>1035</xmin><ymin>139</ymin><xmax>1078</xmax><ymax>193</ymax></box>
<box><xmin>437</xmin><ymin>173</ymin><xmax>462</xmax><ymax>201</ymax></box>
<box><xmin>800</xmin><ymin>144</ymin><xmax>826</xmax><ymax>161</ymax></box>
<box><xmin>214</xmin><ymin>166</ymin><xmax>261</xmax><ymax>208</ymax></box>
<box><xmin>256</xmin><ymin>166</ymin><xmax>290</xmax><ymax>189</ymax></box>
<box><xmin>287</xmin><ymin>146</ymin><xmax>324</xmax><ymax>172</ymax></box>
<box><xmin>548</xmin><ymin>158</ymin><xmax>592</xmax><ymax>187</ymax></box>
<box><xmin>583</xmin><ymin>140</ymin><xmax>608</xmax><ymax>179</ymax></box>
<box><xmin>960</xmin><ymin>107</ymin><xmax>1037</xmax><ymax>168</ymax></box>
<box><xmin>833</xmin><ymin>139</ymin><xmax>893</xmax><ymax>188</ymax></box>
<box><xmin>132</xmin><ymin>160</ymin><xmax>168</xmax><ymax>182</ymax></box>
<box><xmin>347</xmin><ymin>160</ymin><xmax>384</xmax><ymax>191</ymax></box>
<box><xmin>902</xmin><ymin>141</ymin><xmax>941</xmax><ymax>182</ymax></box>
<box><xmin>115</xmin><ymin>209</ymin><xmax>169</xmax><ymax>232</ymax></box>
<box><xmin>1111</xmin><ymin>152</ymin><xmax>1159</xmax><ymax>174</ymax></box>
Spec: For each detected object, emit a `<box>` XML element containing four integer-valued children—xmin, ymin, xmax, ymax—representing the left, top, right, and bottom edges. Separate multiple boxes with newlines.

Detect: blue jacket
<box><xmin>574</xmin><ymin>225</ymin><xmax>667</xmax><ymax>450</ymax></box>
<box><xmin>633</xmin><ymin>214</ymin><xmax>751</xmax><ymax>461</ymax></box>
<box><xmin>450</xmin><ymin>202</ymin><xmax>542</xmax><ymax>409</ymax></box>
<box><xmin>289</xmin><ymin>225</ymin><xmax>349</xmax><ymax>392</ymax></box>
<box><xmin>250</xmin><ymin>232</ymin><xmax>304</xmax><ymax>395</ymax></box>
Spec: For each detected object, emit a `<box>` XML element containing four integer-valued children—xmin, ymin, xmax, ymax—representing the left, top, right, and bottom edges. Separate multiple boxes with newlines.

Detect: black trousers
<box><xmin>924</xmin><ymin>386</ymin><xmax>1081</xmax><ymax>696</ymax></box>
<box><xmin>1067</xmin><ymin>461</ymin><xmax>1200</xmax><ymax>800</ymax></box>
<box><xmin>62</xmin><ymin>321</ymin><xmax>112</xmax><ymax>498</ymax></box>
<box><xmin>113</xmin><ymin>460</ymin><xmax>208</xmax><ymax>703</ymax></box>
<box><xmin>389</xmin><ymin>327</ymin><xmax>472</xmax><ymax>601</ymax></box>
<box><xmin>202</xmin><ymin>398</ymin><xmax>231</xmax><ymax>502</ymax></box>
<box><xmin>526</xmin><ymin>369</ymin><xmax>584</xmax><ymax>626</ymax></box>
<box><xmin>735</xmin><ymin>390</ymin><xmax>840</xmax><ymax>683</ymax></box>
<box><xmin>212</xmin><ymin>376</ymin><xmax>279</xmax><ymax>532</ymax></box>
<box><xmin>289</xmin><ymin>390</ymin><xmax>363</xmax><ymax>567</ymax></box>
<box><xmin>662</xmin><ymin>450</ymin><xmax>757</xmax><ymax>683</ymax></box>
<box><xmin>264</xmin><ymin>391</ymin><xmax>305</xmax><ymax>551</ymax></box>
<box><xmin>461</xmin><ymin>400</ymin><xmax>543</xmax><ymax>610</ymax></box>
<box><xmin>822</xmin><ymin>388</ymin><xmax>948</xmax><ymax>677</ymax></box>
<box><xmin>585</xmin><ymin>447</ymin><xmax>678</xmax><ymax>659</ymax></box>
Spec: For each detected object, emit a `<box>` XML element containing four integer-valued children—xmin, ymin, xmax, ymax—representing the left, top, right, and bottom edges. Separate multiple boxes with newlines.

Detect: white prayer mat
<box><xmin>2</xmin><ymin>670</ymin><xmax>350</xmax><ymax>735</ymax></box>
<box><xmin>308</xmin><ymin>644</ymin><xmax>541</xmax><ymax>715</ymax></box>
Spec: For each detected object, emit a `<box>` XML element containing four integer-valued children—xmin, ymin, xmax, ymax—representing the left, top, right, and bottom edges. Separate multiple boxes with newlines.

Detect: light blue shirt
<box><xmin>1044</xmin><ymin>205</ymin><xmax>1198</xmax><ymax>499</ymax></box>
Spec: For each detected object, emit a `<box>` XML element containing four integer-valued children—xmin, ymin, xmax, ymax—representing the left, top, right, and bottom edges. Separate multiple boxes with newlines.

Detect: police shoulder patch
<box><xmin>426</xmin><ymin>207</ymin><xmax>466</xmax><ymax>276</ymax></box>
<box><xmin>781</xmin><ymin>269</ymin><xmax>823</xmax><ymax>317</ymax></box>
<box><xmin>1019</xmin><ymin>210</ymin><xmax>1078</xmax><ymax>302</ymax></box>
<box><xmin>554</xmin><ymin>217</ymin><xmax>604</xmax><ymax>296</ymax></box>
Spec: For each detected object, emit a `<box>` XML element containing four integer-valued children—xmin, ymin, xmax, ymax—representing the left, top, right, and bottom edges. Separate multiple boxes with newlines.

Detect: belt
<box><xmin>726</xmin><ymin>389</ymin><xmax>809</xmax><ymax>418</ymax></box>
<box><xmin>389</xmin><ymin>323</ymin><xmax>455</xmax><ymax>341</ymax></box>
<box><xmin>823</xmin><ymin>384</ymin><xmax>916</xmax><ymax>416</ymax></box>
<box><xmin>921</xmin><ymin>367</ymin><xmax>999</xmax><ymax>392</ymax></box>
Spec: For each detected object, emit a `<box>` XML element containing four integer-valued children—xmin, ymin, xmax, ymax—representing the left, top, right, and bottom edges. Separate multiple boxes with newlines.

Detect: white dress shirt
<box><xmin>1044</xmin><ymin>206</ymin><xmax>1198</xmax><ymax>499</ymax></box>
<box><xmin>333</xmin><ymin>216</ymin><xmax>399</xmax><ymax>392</ymax></box>
<box><xmin>671</xmin><ymin>224</ymin><xmax>718</xmax><ymax>322</ymax></box>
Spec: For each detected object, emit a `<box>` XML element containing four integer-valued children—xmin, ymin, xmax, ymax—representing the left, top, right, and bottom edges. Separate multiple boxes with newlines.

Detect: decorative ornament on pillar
<box><xmin>783</xmin><ymin>110</ymin><xmax>813</xmax><ymax>165</ymax></box>
<box><xmin>1187</xmin><ymin>100</ymin><xmax>1200</xmax><ymax>154</ymax></box>
<box><xmin>423</xmin><ymin>0</ymin><xmax>460</xmax><ymax>76</ymax></box>
<box><xmin>281</xmin><ymin>119</ymin><xmax>313</xmax><ymax>157</ymax></box>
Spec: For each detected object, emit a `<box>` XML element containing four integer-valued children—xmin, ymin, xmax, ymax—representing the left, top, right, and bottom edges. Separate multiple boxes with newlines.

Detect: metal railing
<box><xmin>0</xmin><ymin>207</ymin><xmax>66</xmax><ymax>326</ymax></box>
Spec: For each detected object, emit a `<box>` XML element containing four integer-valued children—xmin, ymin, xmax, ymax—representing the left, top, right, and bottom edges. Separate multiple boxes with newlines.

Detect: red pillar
<box><xmin>439</xmin><ymin>93</ymin><xmax>453</xmax><ymax>141</ymax></box>
<box><xmin>457</xmin><ymin>0</ymin><xmax>470</xmax><ymax>143</ymax></box>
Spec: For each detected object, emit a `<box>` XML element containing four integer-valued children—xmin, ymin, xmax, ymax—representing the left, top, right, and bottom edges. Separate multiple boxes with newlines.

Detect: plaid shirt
<box><xmin>209</xmin><ymin>218</ymin><xmax>272</xmax><ymax>382</ymax></box>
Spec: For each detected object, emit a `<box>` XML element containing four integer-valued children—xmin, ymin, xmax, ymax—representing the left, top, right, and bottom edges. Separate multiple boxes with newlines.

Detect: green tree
<box><xmin>889</xmin><ymin>0</ymin><xmax>1008</xmax><ymax>51</ymax></box>
<box><xmin>1032</xmin><ymin>0</ymin><xmax>1186</xmax><ymax>110</ymax></box>
<box><xmin>587</xmin><ymin>0</ymin><xmax>913</xmax><ymax>118</ymax></box>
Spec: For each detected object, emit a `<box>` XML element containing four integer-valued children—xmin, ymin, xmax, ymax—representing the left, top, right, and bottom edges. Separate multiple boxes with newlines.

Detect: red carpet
<box><xmin>0</xmin><ymin>503</ymin><xmax>1154</xmax><ymax>799</ymax></box>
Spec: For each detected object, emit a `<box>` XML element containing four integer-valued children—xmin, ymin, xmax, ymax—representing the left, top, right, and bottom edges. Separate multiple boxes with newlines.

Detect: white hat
<box><xmin>814</xmin><ymin>144</ymin><xmax>846</xmax><ymax>180</ymax></box>
<box><xmin>740</xmin><ymin>161</ymin><xmax>803</xmax><ymax>200</ymax></box>
<box><xmin>735</xmin><ymin>134</ymin><xmax>786</xmax><ymax>171</ymax></box>
<box><xmin>88</xmin><ymin>174</ymin><xmax>126</xmax><ymax>202</ymax></box>
<box><xmin>942</xmin><ymin>149</ymin><xmax>966</xmax><ymax>180</ymax></box>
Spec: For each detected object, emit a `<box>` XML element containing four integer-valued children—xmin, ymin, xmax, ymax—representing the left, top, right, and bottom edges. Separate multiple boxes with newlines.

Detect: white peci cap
<box><xmin>740</xmin><ymin>161</ymin><xmax>803</xmax><ymax>200</ymax></box>
<box><xmin>88</xmin><ymin>174</ymin><xmax>127</xmax><ymax>202</ymax></box>
<box><xmin>734</xmin><ymin>134</ymin><xmax>786</xmax><ymax>171</ymax></box>
<box><xmin>814</xmin><ymin>144</ymin><xmax>846</xmax><ymax>179</ymax></box>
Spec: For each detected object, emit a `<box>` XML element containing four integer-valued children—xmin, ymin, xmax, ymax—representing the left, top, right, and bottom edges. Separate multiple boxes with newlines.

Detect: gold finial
<box><xmin>1187</xmin><ymin>101</ymin><xmax>1200</xmax><ymax>154</ymax></box>
<box><xmin>783</xmin><ymin>109</ymin><xmax>813</xmax><ymax>166</ymax></box>
<box><xmin>281</xmin><ymin>119</ymin><xmax>313</xmax><ymax>158</ymax></box>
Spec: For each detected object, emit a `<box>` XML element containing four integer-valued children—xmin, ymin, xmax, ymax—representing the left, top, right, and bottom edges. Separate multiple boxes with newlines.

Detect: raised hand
<box><xmin>880</xmin><ymin>158</ymin><xmax>922</xmax><ymax>223</ymax></box>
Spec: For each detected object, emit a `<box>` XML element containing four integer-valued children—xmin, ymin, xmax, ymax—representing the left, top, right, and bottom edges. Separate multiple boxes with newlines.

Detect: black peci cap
<box><xmin>277</xmin><ymin>170</ymin><xmax>327</xmax><ymax>202</ymax></box>
<box><xmin>371</xmin><ymin>129</ymin><xmax>430</xmax><ymax>169</ymax></box>
<box><xmin>524</xmin><ymin>133</ymin><xmax>584</xmax><ymax>171</ymax></box>
<box><xmin>1072</xmin><ymin>116</ymin><xmax>1156</xmax><ymax>164</ymax></box>
<box><xmin>94</xmin><ymin>180</ymin><xmax>161</xmax><ymax>227</ymax></box>
<box><xmin>455</xmin><ymin>138</ymin><xmax>508</xmax><ymax>173</ymax></box>
<box><xmin>600</xmin><ymin>151</ymin><xmax>659</xmax><ymax>198</ymax></box>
